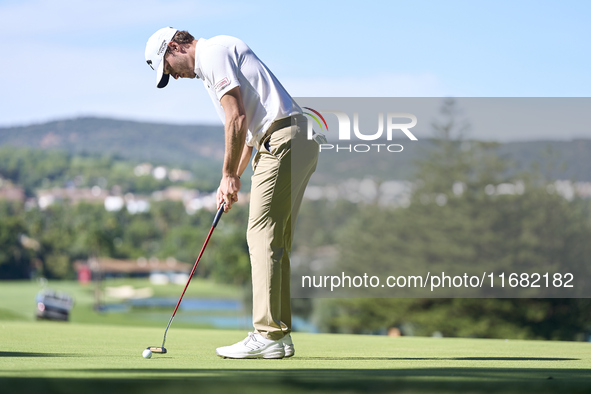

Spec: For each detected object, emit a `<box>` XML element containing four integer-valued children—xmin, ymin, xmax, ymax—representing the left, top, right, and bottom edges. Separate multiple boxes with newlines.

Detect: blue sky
<box><xmin>0</xmin><ymin>0</ymin><xmax>589</xmax><ymax>134</ymax></box>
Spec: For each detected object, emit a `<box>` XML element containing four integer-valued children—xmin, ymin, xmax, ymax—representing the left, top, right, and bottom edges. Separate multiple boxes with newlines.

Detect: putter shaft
<box><xmin>158</xmin><ymin>203</ymin><xmax>225</xmax><ymax>350</ymax></box>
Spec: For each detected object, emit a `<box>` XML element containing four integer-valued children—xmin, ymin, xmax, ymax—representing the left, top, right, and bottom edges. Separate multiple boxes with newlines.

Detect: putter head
<box><xmin>148</xmin><ymin>346</ymin><xmax>167</xmax><ymax>354</ymax></box>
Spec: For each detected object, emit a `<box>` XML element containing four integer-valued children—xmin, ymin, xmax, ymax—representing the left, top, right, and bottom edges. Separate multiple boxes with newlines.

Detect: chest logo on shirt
<box><xmin>214</xmin><ymin>77</ymin><xmax>230</xmax><ymax>92</ymax></box>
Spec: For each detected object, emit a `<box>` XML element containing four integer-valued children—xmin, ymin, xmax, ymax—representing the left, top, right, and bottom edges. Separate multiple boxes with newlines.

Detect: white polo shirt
<box><xmin>193</xmin><ymin>36</ymin><xmax>302</xmax><ymax>149</ymax></box>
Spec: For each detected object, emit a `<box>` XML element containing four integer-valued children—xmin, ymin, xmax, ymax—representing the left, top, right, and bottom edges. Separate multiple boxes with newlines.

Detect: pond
<box><xmin>101</xmin><ymin>297</ymin><xmax>317</xmax><ymax>332</ymax></box>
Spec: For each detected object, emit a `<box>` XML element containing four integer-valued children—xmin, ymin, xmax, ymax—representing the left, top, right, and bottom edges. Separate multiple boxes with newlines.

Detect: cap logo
<box><xmin>146</xmin><ymin>60</ymin><xmax>154</xmax><ymax>70</ymax></box>
<box><xmin>157</xmin><ymin>40</ymin><xmax>168</xmax><ymax>56</ymax></box>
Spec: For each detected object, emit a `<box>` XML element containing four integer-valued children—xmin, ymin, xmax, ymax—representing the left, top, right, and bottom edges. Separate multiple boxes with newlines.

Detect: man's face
<box><xmin>163</xmin><ymin>47</ymin><xmax>196</xmax><ymax>80</ymax></box>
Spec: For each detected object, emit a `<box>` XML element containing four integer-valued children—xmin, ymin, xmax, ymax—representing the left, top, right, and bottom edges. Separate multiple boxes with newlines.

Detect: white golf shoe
<box><xmin>283</xmin><ymin>334</ymin><xmax>295</xmax><ymax>358</ymax></box>
<box><xmin>215</xmin><ymin>332</ymin><xmax>285</xmax><ymax>359</ymax></box>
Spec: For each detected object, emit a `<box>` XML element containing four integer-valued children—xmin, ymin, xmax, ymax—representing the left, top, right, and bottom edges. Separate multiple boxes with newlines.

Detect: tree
<box><xmin>0</xmin><ymin>202</ymin><xmax>33</xmax><ymax>279</ymax></box>
<box><xmin>316</xmin><ymin>98</ymin><xmax>591</xmax><ymax>339</ymax></box>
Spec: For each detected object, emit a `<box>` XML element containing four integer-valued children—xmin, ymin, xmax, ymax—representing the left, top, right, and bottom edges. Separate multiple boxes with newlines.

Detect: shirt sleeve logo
<box><xmin>214</xmin><ymin>77</ymin><xmax>230</xmax><ymax>92</ymax></box>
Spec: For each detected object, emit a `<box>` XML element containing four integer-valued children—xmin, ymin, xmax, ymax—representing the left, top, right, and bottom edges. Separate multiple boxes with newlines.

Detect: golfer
<box><xmin>145</xmin><ymin>28</ymin><xmax>318</xmax><ymax>359</ymax></box>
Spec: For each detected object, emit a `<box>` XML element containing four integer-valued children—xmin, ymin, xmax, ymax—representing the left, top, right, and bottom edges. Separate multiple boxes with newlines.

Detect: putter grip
<box><xmin>212</xmin><ymin>202</ymin><xmax>225</xmax><ymax>228</ymax></box>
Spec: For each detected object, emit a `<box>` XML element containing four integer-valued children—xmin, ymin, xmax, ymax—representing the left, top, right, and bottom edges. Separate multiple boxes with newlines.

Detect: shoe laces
<box><xmin>243</xmin><ymin>332</ymin><xmax>258</xmax><ymax>344</ymax></box>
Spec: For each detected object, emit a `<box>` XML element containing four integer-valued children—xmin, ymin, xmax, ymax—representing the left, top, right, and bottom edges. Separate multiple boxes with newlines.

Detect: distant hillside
<box><xmin>0</xmin><ymin>117</ymin><xmax>226</xmax><ymax>166</ymax></box>
<box><xmin>1</xmin><ymin>117</ymin><xmax>590</xmax><ymax>183</ymax></box>
<box><xmin>314</xmin><ymin>138</ymin><xmax>591</xmax><ymax>183</ymax></box>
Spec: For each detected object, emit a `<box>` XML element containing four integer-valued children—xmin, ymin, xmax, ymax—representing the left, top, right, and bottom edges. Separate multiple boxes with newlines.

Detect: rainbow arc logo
<box><xmin>303</xmin><ymin>107</ymin><xmax>329</xmax><ymax>133</ymax></box>
<box><xmin>300</xmin><ymin>106</ymin><xmax>417</xmax><ymax>152</ymax></box>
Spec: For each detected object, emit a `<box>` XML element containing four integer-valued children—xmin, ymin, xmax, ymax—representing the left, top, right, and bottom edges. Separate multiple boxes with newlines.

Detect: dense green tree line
<box><xmin>304</xmin><ymin>100</ymin><xmax>591</xmax><ymax>340</ymax></box>
<box><xmin>0</xmin><ymin>146</ymin><xmax>249</xmax><ymax>282</ymax></box>
<box><xmin>0</xmin><ymin>146</ymin><xmax>248</xmax><ymax>284</ymax></box>
<box><xmin>0</xmin><ymin>199</ymin><xmax>251</xmax><ymax>285</ymax></box>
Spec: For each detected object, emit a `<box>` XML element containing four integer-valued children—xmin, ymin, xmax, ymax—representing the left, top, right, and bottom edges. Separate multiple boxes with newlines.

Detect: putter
<box><xmin>147</xmin><ymin>202</ymin><xmax>225</xmax><ymax>354</ymax></box>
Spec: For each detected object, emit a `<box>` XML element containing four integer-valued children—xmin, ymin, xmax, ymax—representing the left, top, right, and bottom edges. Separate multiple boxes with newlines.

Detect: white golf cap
<box><xmin>145</xmin><ymin>27</ymin><xmax>178</xmax><ymax>88</ymax></box>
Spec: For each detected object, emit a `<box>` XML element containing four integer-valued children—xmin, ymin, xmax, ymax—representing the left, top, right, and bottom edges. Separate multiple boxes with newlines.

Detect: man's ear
<box><xmin>169</xmin><ymin>41</ymin><xmax>188</xmax><ymax>55</ymax></box>
<box><xmin>167</xmin><ymin>41</ymin><xmax>179</xmax><ymax>53</ymax></box>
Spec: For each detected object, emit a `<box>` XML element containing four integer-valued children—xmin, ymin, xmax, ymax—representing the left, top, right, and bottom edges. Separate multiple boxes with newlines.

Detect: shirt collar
<box><xmin>193</xmin><ymin>38</ymin><xmax>206</xmax><ymax>80</ymax></box>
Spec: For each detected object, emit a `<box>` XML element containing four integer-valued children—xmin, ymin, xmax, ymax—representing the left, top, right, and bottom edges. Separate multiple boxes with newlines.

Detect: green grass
<box><xmin>1</xmin><ymin>280</ymin><xmax>590</xmax><ymax>392</ymax></box>
<box><xmin>0</xmin><ymin>279</ymin><xmax>246</xmax><ymax>328</ymax></box>
<box><xmin>1</xmin><ymin>321</ymin><xmax>590</xmax><ymax>393</ymax></box>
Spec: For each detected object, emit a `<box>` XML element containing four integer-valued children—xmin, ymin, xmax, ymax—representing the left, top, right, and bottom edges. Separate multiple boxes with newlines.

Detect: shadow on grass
<box><xmin>0</xmin><ymin>351</ymin><xmax>77</xmax><ymax>358</ymax></box>
<box><xmin>4</xmin><ymin>367</ymin><xmax>588</xmax><ymax>394</ymax></box>
<box><xmin>68</xmin><ymin>367</ymin><xmax>591</xmax><ymax>380</ymax></box>
<box><xmin>298</xmin><ymin>357</ymin><xmax>579</xmax><ymax>361</ymax></box>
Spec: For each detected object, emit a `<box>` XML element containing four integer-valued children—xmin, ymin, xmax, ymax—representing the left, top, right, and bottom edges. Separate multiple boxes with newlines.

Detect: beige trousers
<box><xmin>247</xmin><ymin>117</ymin><xmax>318</xmax><ymax>340</ymax></box>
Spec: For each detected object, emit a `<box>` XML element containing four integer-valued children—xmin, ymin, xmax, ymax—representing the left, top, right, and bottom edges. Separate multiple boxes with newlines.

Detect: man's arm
<box><xmin>237</xmin><ymin>143</ymin><xmax>253</xmax><ymax>178</ymax></box>
<box><xmin>218</xmin><ymin>86</ymin><xmax>247</xmax><ymax>211</ymax></box>
<box><xmin>217</xmin><ymin>141</ymin><xmax>253</xmax><ymax>210</ymax></box>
